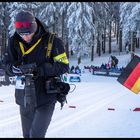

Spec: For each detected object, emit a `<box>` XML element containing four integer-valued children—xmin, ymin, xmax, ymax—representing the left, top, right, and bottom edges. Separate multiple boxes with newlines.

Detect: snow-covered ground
<box><xmin>0</xmin><ymin>52</ymin><xmax>140</xmax><ymax>138</ymax></box>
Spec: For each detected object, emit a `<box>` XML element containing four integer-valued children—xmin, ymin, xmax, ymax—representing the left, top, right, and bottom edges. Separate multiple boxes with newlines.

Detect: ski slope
<box><xmin>0</xmin><ymin>72</ymin><xmax>140</xmax><ymax>138</ymax></box>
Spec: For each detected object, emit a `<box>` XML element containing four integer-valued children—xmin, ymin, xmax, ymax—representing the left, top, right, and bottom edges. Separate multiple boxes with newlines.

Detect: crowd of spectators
<box><xmin>69</xmin><ymin>65</ymin><xmax>81</xmax><ymax>75</ymax></box>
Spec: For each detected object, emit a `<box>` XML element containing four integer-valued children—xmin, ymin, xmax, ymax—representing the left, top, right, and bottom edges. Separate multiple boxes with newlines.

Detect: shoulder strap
<box><xmin>46</xmin><ymin>33</ymin><xmax>55</xmax><ymax>58</ymax></box>
<box><xmin>19</xmin><ymin>38</ymin><xmax>42</xmax><ymax>57</ymax></box>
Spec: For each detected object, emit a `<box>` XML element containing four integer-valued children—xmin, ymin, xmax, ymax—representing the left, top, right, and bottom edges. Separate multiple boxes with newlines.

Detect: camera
<box><xmin>45</xmin><ymin>78</ymin><xmax>70</xmax><ymax>95</ymax></box>
<box><xmin>19</xmin><ymin>63</ymin><xmax>37</xmax><ymax>108</ymax></box>
<box><xmin>45</xmin><ymin>78</ymin><xmax>70</xmax><ymax>109</ymax></box>
<box><xmin>19</xmin><ymin>63</ymin><xmax>37</xmax><ymax>75</ymax></box>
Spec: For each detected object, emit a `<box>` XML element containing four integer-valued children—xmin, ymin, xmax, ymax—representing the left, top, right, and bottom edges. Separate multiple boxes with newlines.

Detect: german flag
<box><xmin>117</xmin><ymin>55</ymin><xmax>140</xmax><ymax>94</ymax></box>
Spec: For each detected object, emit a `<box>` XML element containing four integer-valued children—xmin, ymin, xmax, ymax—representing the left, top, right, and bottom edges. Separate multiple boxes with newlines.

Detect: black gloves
<box><xmin>56</xmin><ymin>82</ymin><xmax>70</xmax><ymax>109</ymax></box>
<box><xmin>19</xmin><ymin>63</ymin><xmax>37</xmax><ymax>75</ymax></box>
<box><xmin>5</xmin><ymin>64</ymin><xmax>22</xmax><ymax>76</ymax></box>
<box><xmin>12</xmin><ymin>65</ymin><xmax>23</xmax><ymax>76</ymax></box>
<box><xmin>6</xmin><ymin>63</ymin><xmax>37</xmax><ymax>77</ymax></box>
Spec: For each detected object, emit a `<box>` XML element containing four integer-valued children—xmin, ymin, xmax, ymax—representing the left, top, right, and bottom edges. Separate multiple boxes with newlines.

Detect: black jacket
<box><xmin>5</xmin><ymin>18</ymin><xmax>69</xmax><ymax>107</ymax></box>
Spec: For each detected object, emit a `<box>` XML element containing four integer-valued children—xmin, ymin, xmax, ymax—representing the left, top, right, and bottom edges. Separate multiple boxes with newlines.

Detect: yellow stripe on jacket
<box><xmin>53</xmin><ymin>52</ymin><xmax>69</xmax><ymax>64</ymax></box>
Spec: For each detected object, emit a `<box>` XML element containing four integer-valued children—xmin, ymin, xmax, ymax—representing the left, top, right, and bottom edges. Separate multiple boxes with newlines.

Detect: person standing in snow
<box><xmin>111</xmin><ymin>55</ymin><xmax>118</xmax><ymax>69</ymax></box>
<box><xmin>5</xmin><ymin>10</ymin><xmax>69</xmax><ymax>138</ymax></box>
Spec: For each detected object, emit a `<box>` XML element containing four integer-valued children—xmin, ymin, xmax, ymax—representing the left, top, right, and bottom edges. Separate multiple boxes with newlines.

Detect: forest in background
<box><xmin>0</xmin><ymin>2</ymin><xmax>140</xmax><ymax>64</ymax></box>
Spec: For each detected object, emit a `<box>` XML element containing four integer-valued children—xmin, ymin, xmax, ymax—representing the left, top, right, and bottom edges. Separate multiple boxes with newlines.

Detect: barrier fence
<box><xmin>0</xmin><ymin>76</ymin><xmax>16</xmax><ymax>86</ymax></box>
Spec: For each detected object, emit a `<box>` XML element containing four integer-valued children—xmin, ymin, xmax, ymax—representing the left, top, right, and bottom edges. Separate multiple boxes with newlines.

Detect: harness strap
<box><xmin>19</xmin><ymin>33</ymin><xmax>55</xmax><ymax>58</ymax></box>
<box><xmin>19</xmin><ymin>38</ymin><xmax>42</xmax><ymax>56</ymax></box>
<box><xmin>46</xmin><ymin>33</ymin><xmax>55</xmax><ymax>58</ymax></box>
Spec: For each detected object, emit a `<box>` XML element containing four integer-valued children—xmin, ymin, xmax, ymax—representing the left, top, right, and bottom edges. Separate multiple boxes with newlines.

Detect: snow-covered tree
<box><xmin>67</xmin><ymin>2</ymin><xmax>95</xmax><ymax>59</ymax></box>
<box><xmin>2</xmin><ymin>2</ymin><xmax>140</xmax><ymax>62</ymax></box>
<box><xmin>120</xmin><ymin>2</ymin><xmax>138</xmax><ymax>43</ymax></box>
<box><xmin>36</xmin><ymin>2</ymin><xmax>56</xmax><ymax>31</ymax></box>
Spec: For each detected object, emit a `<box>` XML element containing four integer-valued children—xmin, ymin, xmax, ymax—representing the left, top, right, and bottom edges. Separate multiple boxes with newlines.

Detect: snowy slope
<box><xmin>0</xmin><ymin>53</ymin><xmax>140</xmax><ymax>138</ymax></box>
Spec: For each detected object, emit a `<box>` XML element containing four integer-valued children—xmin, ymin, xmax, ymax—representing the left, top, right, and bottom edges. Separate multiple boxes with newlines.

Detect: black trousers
<box><xmin>19</xmin><ymin>95</ymin><xmax>57</xmax><ymax>138</ymax></box>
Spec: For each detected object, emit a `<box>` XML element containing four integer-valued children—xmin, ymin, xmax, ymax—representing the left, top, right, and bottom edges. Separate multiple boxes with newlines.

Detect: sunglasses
<box><xmin>15</xmin><ymin>21</ymin><xmax>33</xmax><ymax>28</ymax></box>
<box><xmin>18</xmin><ymin>32</ymin><xmax>32</xmax><ymax>36</ymax></box>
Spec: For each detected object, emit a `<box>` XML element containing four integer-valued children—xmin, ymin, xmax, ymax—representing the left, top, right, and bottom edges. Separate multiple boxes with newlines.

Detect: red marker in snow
<box><xmin>133</xmin><ymin>108</ymin><xmax>140</xmax><ymax>111</ymax></box>
<box><xmin>108</xmin><ymin>108</ymin><xmax>115</xmax><ymax>111</ymax></box>
<box><xmin>69</xmin><ymin>106</ymin><xmax>76</xmax><ymax>108</ymax></box>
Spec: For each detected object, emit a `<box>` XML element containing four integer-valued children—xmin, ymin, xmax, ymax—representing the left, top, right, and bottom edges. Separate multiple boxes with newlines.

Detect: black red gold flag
<box><xmin>117</xmin><ymin>55</ymin><xmax>140</xmax><ymax>94</ymax></box>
